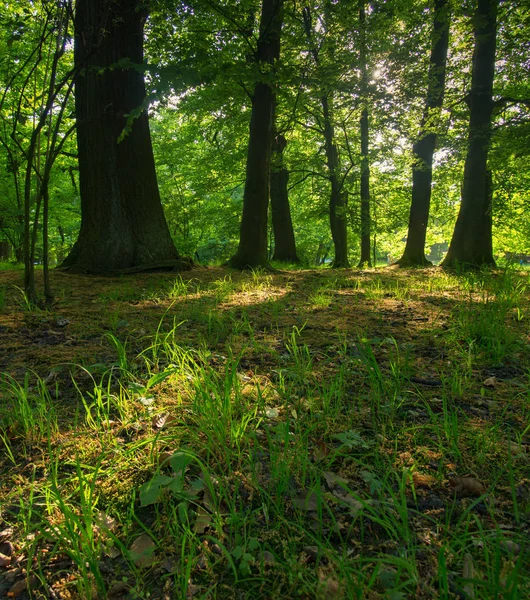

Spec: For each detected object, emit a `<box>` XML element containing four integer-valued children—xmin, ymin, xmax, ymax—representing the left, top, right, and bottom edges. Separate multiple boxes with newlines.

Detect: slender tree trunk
<box><xmin>399</xmin><ymin>0</ymin><xmax>450</xmax><ymax>266</ymax></box>
<box><xmin>271</xmin><ymin>133</ymin><xmax>299</xmax><ymax>262</ymax></box>
<box><xmin>321</xmin><ymin>95</ymin><xmax>349</xmax><ymax>268</ymax></box>
<box><xmin>62</xmin><ymin>0</ymin><xmax>183</xmax><ymax>273</ymax></box>
<box><xmin>358</xmin><ymin>0</ymin><xmax>371</xmax><ymax>267</ymax></box>
<box><xmin>230</xmin><ymin>0</ymin><xmax>283</xmax><ymax>269</ymax></box>
<box><xmin>442</xmin><ymin>0</ymin><xmax>497</xmax><ymax>268</ymax></box>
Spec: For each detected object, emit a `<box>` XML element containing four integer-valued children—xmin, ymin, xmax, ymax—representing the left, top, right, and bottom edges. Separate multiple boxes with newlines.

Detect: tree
<box><xmin>229</xmin><ymin>0</ymin><xmax>284</xmax><ymax>269</ymax></box>
<box><xmin>398</xmin><ymin>0</ymin><xmax>450</xmax><ymax>266</ymax></box>
<box><xmin>303</xmin><ymin>3</ymin><xmax>350</xmax><ymax>268</ymax></box>
<box><xmin>62</xmin><ymin>0</ymin><xmax>186</xmax><ymax>273</ymax></box>
<box><xmin>358</xmin><ymin>0</ymin><xmax>371</xmax><ymax>267</ymax></box>
<box><xmin>442</xmin><ymin>0</ymin><xmax>498</xmax><ymax>268</ymax></box>
<box><xmin>270</xmin><ymin>130</ymin><xmax>299</xmax><ymax>263</ymax></box>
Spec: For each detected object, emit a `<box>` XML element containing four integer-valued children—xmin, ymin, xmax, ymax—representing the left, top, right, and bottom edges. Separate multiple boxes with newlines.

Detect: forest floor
<box><xmin>0</xmin><ymin>265</ymin><xmax>529</xmax><ymax>599</ymax></box>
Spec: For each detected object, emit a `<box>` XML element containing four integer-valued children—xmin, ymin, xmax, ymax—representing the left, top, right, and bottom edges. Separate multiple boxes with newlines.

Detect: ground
<box><xmin>0</xmin><ymin>265</ymin><xmax>529</xmax><ymax>599</ymax></box>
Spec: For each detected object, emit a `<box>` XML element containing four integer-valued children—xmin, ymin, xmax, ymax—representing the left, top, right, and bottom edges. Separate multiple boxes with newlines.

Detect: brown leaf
<box><xmin>194</xmin><ymin>507</ymin><xmax>212</xmax><ymax>534</ymax></box>
<box><xmin>0</xmin><ymin>552</ymin><xmax>12</xmax><ymax>567</ymax></box>
<box><xmin>412</xmin><ymin>472</ymin><xmax>437</xmax><ymax>489</ymax></box>
<box><xmin>331</xmin><ymin>490</ymin><xmax>363</xmax><ymax>516</ymax></box>
<box><xmin>317</xmin><ymin>568</ymin><xmax>343</xmax><ymax>599</ymax></box>
<box><xmin>323</xmin><ymin>471</ymin><xmax>348</xmax><ymax>489</ymax></box>
<box><xmin>8</xmin><ymin>576</ymin><xmax>37</xmax><ymax>597</ymax></box>
<box><xmin>129</xmin><ymin>534</ymin><xmax>156</xmax><ymax>568</ymax></box>
<box><xmin>0</xmin><ymin>541</ymin><xmax>14</xmax><ymax>556</ymax></box>
<box><xmin>462</xmin><ymin>553</ymin><xmax>475</xmax><ymax>599</ymax></box>
<box><xmin>449</xmin><ymin>477</ymin><xmax>485</xmax><ymax>497</ymax></box>
<box><xmin>500</xmin><ymin>540</ymin><xmax>520</xmax><ymax>555</ymax></box>
<box><xmin>292</xmin><ymin>491</ymin><xmax>320</xmax><ymax>511</ymax></box>
<box><xmin>313</xmin><ymin>439</ymin><xmax>330</xmax><ymax>461</ymax></box>
<box><xmin>95</xmin><ymin>510</ymin><xmax>117</xmax><ymax>533</ymax></box>
<box><xmin>483</xmin><ymin>377</ymin><xmax>497</xmax><ymax>388</ymax></box>
<box><xmin>152</xmin><ymin>412</ymin><xmax>176</xmax><ymax>430</ymax></box>
<box><xmin>107</xmin><ymin>581</ymin><xmax>132</xmax><ymax>598</ymax></box>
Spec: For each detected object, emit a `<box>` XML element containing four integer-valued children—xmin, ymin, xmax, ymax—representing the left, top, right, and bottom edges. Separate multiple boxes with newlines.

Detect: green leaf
<box><xmin>333</xmin><ymin>430</ymin><xmax>370</xmax><ymax>449</ymax></box>
<box><xmin>139</xmin><ymin>474</ymin><xmax>173</xmax><ymax>506</ymax></box>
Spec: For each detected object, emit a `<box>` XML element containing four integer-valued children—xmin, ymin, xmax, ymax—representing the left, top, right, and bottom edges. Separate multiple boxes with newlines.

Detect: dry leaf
<box><xmin>500</xmin><ymin>540</ymin><xmax>520</xmax><ymax>555</ymax></box>
<box><xmin>483</xmin><ymin>377</ymin><xmax>497</xmax><ymax>388</ymax></box>
<box><xmin>331</xmin><ymin>490</ymin><xmax>363</xmax><ymax>516</ymax></box>
<box><xmin>107</xmin><ymin>581</ymin><xmax>132</xmax><ymax>598</ymax></box>
<box><xmin>323</xmin><ymin>471</ymin><xmax>348</xmax><ymax>489</ymax></box>
<box><xmin>129</xmin><ymin>534</ymin><xmax>156</xmax><ymax>568</ymax></box>
<box><xmin>317</xmin><ymin>568</ymin><xmax>343</xmax><ymax>599</ymax></box>
<box><xmin>449</xmin><ymin>477</ymin><xmax>485</xmax><ymax>497</ymax></box>
<box><xmin>8</xmin><ymin>576</ymin><xmax>37</xmax><ymax>597</ymax></box>
<box><xmin>292</xmin><ymin>491</ymin><xmax>320</xmax><ymax>511</ymax></box>
<box><xmin>412</xmin><ymin>471</ymin><xmax>437</xmax><ymax>489</ymax></box>
<box><xmin>152</xmin><ymin>412</ymin><xmax>176</xmax><ymax>430</ymax></box>
<box><xmin>194</xmin><ymin>507</ymin><xmax>212</xmax><ymax>534</ymax></box>
<box><xmin>0</xmin><ymin>552</ymin><xmax>11</xmax><ymax>567</ymax></box>
<box><xmin>462</xmin><ymin>553</ymin><xmax>475</xmax><ymax>599</ymax></box>
<box><xmin>95</xmin><ymin>510</ymin><xmax>117</xmax><ymax>533</ymax></box>
<box><xmin>313</xmin><ymin>439</ymin><xmax>330</xmax><ymax>461</ymax></box>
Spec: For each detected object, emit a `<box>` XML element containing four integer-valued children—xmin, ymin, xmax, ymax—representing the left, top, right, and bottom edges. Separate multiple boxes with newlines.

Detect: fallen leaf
<box><xmin>483</xmin><ymin>377</ymin><xmax>496</xmax><ymax>388</ymax></box>
<box><xmin>152</xmin><ymin>412</ymin><xmax>176</xmax><ymax>429</ymax></box>
<box><xmin>500</xmin><ymin>540</ymin><xmax>520</xmax><ymax>555</ymax></box>
<box><xmin>462</xmin><ymin>553</ymin><xmax>475</xmax><ymax>599</ymax></box>
<box><xmin>323</xmin><ymin>471</ymin><xmax>348</xmax><ymax>489</ymax></box>
<box><xmin>292</xmin><ymin>491</ymin><xmax>320</xmax><ymax>511</ymax></box>
<box><xmin>0</xmin><ymin>552</ymin><xmax>11</xmax><ymax>567</ymax></box>
<box><xmin>449</xmin><ymin>477</ymin><xmax>485</xmax><ymax>497</ymax></box>
<box><xmin>258</xmin><ymin>550</ymin><xmax>276</xmax><ymax>566</ymax></box>
<box><xmin>412</xmin><ymin>472</ymin><xmax>437</xmax><ymax>488</ymax></box>
<box><xmin>194</xmin><ymin>507</ymin><xmax>212</xmax><ymax>534</ymax></box>
<box><xmin>95</xmin><ymin>510</ymin><xmax>117</xmax><ymax>533</ymax></box>
<box><xmin>331</xmin><ymin>490</ymin><xmax>364</xmax><ymax>516</ymax></box>
<box><xmin>265</xmin><ymin>407</ymin><xmax>279</xmax><ymax>418</ymax></box>
<box><xmin>0</xmin><ymin>541</ymin><xmax>14</xmax><ymax>556</ymax></box>
<box><xmin>129</xmin><ymin>534</ymin><xmax>156</xmax><ymax>568</ymax></box>
<box><xmin>8</xmin><ymin>576</ymin><xmax>37</xmax><ymax>597</ymax></box>
<box><xmin>317</xmin><ymin>568</ymin><xmax>343</xmax><ymax>599</ymax></box>
<box><xmin>313</xmin><ymin>439</ymin><xmax>330</xmax><ymax>461</ymax></box>
<box><xmin>107</xmin><ymin>581</ymin><xmax>132</xmax><ymax>597</ymax></box>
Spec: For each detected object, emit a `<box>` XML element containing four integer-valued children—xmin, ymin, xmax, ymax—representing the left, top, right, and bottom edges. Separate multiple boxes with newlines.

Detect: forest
<box><xmin>0</xmin><ymin>0</ymin><xmax>529</xmax><ymax>598</ymax></box>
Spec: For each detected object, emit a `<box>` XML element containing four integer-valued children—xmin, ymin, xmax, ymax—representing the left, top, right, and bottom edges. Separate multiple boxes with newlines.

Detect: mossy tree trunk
<box><xmin>229</xmin><ymin>0</ymin><xmax>284</xmax><ymax>270</ymax></box>
<box><xmin>442</xmin><ymin>0</ymin><xmax>497</xmax><ymax>268</ymax></box>
<box><xmin>62</xmin><ymin>0</ymin><xmax>181</xmax><ymax>273</ymax></box>
<box><xmin>358</xmin><ymin>0</ymin><xmax>371</xmax><ymax>267</ymax></box>
<box><xmin>399</xmin><ymin>0</ymin><xmax>450</xmax><ymax>267</ymax></box>
<box><xmin>271</xmin><ymin>133</ymin><xmax>298</xmax><ymax>263</ymax></box>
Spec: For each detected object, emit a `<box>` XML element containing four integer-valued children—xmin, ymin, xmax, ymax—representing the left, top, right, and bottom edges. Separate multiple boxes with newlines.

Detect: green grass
<box><xmin>0</xmin><ymin>267</ymin><xmax>529</xmax><ymax>599</ymax></box>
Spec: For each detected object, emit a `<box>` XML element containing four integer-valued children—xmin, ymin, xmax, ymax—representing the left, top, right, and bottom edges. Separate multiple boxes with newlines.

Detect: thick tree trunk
<box><xmin>358</xmin><ymin>1</ymin><xmax>371</xmax><ymax>267</ymax></box>
<box><xmin>270</xmin><ymin>134</ymin><xmax>298</xmax><ymax>263</ymax></box>
<box><xmin>62</xmin><ymin>0</ymin><xmax>181</xmax><ymax>273</ymax></box>
<box><xmin>442</xmin><ymin>0</ymin><xmax>497</xmax><ymax>268</ymax></box>
<box><xmin>229</xmin><ymin>0</ymin><xmax>283</xmax><ymax>269</ymax></box>
<box><xmin>399</xmin><ymin>0</ymin><xmax>450</xmax><ymax>266</ymax></box>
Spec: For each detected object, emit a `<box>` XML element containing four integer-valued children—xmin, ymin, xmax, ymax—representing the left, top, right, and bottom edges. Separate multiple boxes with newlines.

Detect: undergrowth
<box><xmin>0</xmin><ymin>267</ymin><xmax>528</xmax><ymax>599</ymax></box>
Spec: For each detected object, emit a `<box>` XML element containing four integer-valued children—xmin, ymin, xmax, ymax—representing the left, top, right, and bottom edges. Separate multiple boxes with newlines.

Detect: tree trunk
<box><xmin>358</xmin><ymin>0</ymin><xmax>371</xmax><ymax>267</ymax></box>
<box><xmin>62</xmin><ymin>0</ymin><xmax>182</xmax><ymax>273</ymax></box>
<box><xmin>322</xmin><ymin>95</ymin><xmax>349</xmax><ymax>268</ymax></box>
<box><xmin>271</xmin><ymin>133</ymin><xmax>299</xmax><ymax>263</ymax></box>
<box><xmin>229</xmin><ymin>0</ymin><xmax>283</xmax><ymax>270</ymax></box>
<box><xmin>399</xmin><ymin>0</ymin><xmax>450</xmax><ymax>266</ymax></box>
<box><xmin>442</xmin><ymin>0</ymin><xmax>497</xmax><ymax>268</ymax></box>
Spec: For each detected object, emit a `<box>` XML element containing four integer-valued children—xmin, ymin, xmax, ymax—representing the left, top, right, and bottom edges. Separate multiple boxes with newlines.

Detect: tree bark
<box><xmin>399</xmin><ymin>0</ymin><xmax>450</xmax><ymax>267</ymax></box>
<box><xmin>271</xmin><ymin>133</ymin><xmax>299</xmax><ymax>262</ymax></box>
<box><xmin>229</xmin><ymin>0</ymin><xmax>283</xmax><ymax>269</ymax></box>
<box><xmin>62</xmin><ymin>0</ymin><xmax>182</xmax><ymax>273</ymax></box>
<box><xmin>442</xmin><ymin>0</ymin><xmax>497</xmax><ymax>268</ymax></box>
<box><xmin>358</xmin><ymin>0</ymin><xmax>371</xmax><ymax>267</ymax></box>
<box><xmin>322</xmin><ymin>95</ymin><xmax>349</xmax><ymax>268</ymax></box>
